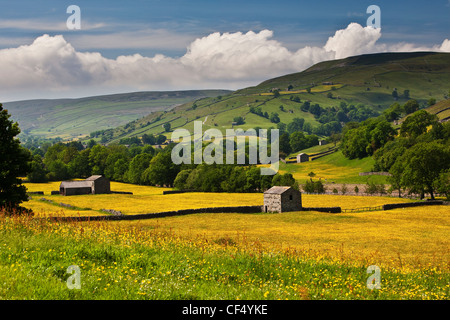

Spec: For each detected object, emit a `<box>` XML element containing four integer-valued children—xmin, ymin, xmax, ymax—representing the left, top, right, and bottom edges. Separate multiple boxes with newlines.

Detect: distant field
<box><xmin>24</xmin><ymin>182</ymin><xmax>262</xmax><ymax>217</ymax></box>
<box><xmin>24</xmin><ymin>181</ymin><xmax>413</xmax><ymax>217</ymax></box>
<box><xmin>278</xmin><ymin>150</ymin><xmax>387</xmax><ymax>184</ymax></box>
<box><xmin>425</xmin><ymin>98</ymin><xmax>450</xmax><ymax>121</ymax></box>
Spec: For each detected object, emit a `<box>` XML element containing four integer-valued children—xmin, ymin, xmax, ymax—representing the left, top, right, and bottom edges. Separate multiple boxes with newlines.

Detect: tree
<box><xmin>221</xmin><ymin>166</ymin><xmax>247</xmax><ymax>192</ymax></box>
<box><xmin>434</xmin><ymin>170</ymin><xmax>450</xmax><ymax>200</ymax></box>
<box><xmin>373</xmin><ymin>138</ymin><xmax>409</xmax><ymax>172</ymax></box>
<box><xmin>126</xmin><ymin>153</ymin><xmax>152</xmax><ymax>185</ymax></box>
<box><xmin>392</xmin><ymin>90</ymin><xmax>398</xmax><ymax>99</ymax></box>
<box><xmin>341</xmin><ymin>125</ymin><xmax>369</xmax><ymax>159</ymax></box>
<box><xmin>342</xmin><ymin>118</ymin><xmax>395</xmax><ymax>159</ymax></box>
<box><xmin>245</xmin><ymin>166</ymin><xmax>262</xmax><ymax>192</ymax></box>
<box><xmin>383</xmin><ymin>102</ymin><xmax>403</xmax><ymax>122</ymax></box>
<box><xmin>89</xmin><ymin>144</ymin><xmax>110</xmax><ymax>175</ymax></box>
<box><xmin>287</xmin><ymin>118</ymin><xmax>305</xmax><ymax>134</ymax></box>
<box><xmin>87</xmin><ymin>139</ymin><xmax>97</xmax><ymax>149</ymax></box>
<box><xmin>163</xmin><ymin>122</ymin><xmax>171</xmax><ymax>132</ymax></box>
<box><xmin>303</xmin><ymin>122</ymin><xmax>313</xmax><ymax>134</ymax></box>
<box><xmin>394</xmin><ymin>142</ymin><xmax>450</xmax><ymax>199</ymax></box>
<box><xmin>46</xmin><ymin>160</ymin><xmax>69</xmax><ymax>181</ymax></box>
<box><xmin>0</xmin><ymin>104</ymin><xmax>32</xmax><ymax>213</ymax></box>
<box><xmin>174</xmin><ymin>169</ymin><xmax>192</xmax><ymax>190</ymax></box>
<box><xmin>289</xmin><ymin>131</ymin><xmax>307</xmax><ymax>153</ymax></box>
<box><xmin>233</xmin><ymin>116</ymin><xmax>245</xmax><ymax>125</ymax></box>
<box><xmin>142</xmin><ymin>134</ymin><xmax>156</xmax><ymax>145</ymax></box>
<box><xmin>368</xmin><ymin>119</ymin><xmax>396</xmax><ymax>154</ymax></box>
<box><xmin>27</xmin><ymin>155</ymin><xmax>48</xmax><ymax>183</ymax></box>
<box><xmin>427</xmin><ymin>98</ymin><xmax>436</xmax><ymax>106</ymax></box>
<box><xmin>276</xmin><ymin>122</ymin><xmax>286</xmax><ymax>134</ymax></box>
<box><xmin>403</xmin><ymin>99</ymin><xmax>419</xmax><ymax>115</ymax></box>
<box><xmin>68</xmin><ymin>149</ymin><xmax>92</xmax><ymax>178</ymax></box>
<box><xmin>272</xmin><ymin>173</ymin><xmax>297</xmax><ymax>189</ymax></box>
<box><xmin>403</xmin><ymin>89</ymin><xmax>410</xmax><ymax>99</ymax></box>
<box><xmin>279</xmin><ymin>132</ymin><xmax>292</xmax><ymax>156</ymax></box>
<box><xmin>144</xmin><ymin>152</ymin><xmax>180</xmax><ymax>187</ymax></box>
<box><xmin>156</xmin><ymin>134</ymin><xmax>167</xmax><ymax>145</ymax></box>
<box><xmin>269</xmin><ymin>112</ymin><xmax>280</xmax><ymax>124</ymax></box>
<box><xmin>400</xmin><ymin>110</ymin><xmax>439</xmax><ymax>139</ymax></box>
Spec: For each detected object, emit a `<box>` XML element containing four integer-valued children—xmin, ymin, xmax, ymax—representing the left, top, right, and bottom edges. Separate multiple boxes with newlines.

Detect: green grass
<box><xmin>1</xmin><ymin>213</ymin><xmax>448</xmax><ymax>300</ymax></box>
<box><xmin>280</xmin><ymin>150</ymin><xmax>388</xmax><ymax>184</ymax></box>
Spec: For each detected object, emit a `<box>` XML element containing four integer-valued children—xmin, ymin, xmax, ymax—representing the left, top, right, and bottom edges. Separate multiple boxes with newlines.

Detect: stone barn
<box><xmin>263</xmin><ymin>186</ymin><xmax>302</xmax><ymax>213</ymax></box>
<box><xmin>60</xmin><ymin>175</ymin><xmax>110</xmax><ymax>196</ymax></box>
<box><xmin>296</xmin><ymin>153</ymin><xmax>309</xmax><ymax>163</ymax></box>
<box><xmin>85</xmin><ymin>175</ymin><xmax>110</xmax><ymax>194</ymax></box>
<box><xmin>59</xmin><ymin>181</ymin><xmax>93</xmax><ymax>196</ymax></box>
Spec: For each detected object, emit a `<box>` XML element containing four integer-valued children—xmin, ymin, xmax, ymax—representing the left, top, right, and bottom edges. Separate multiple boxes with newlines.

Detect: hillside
<box><xmin>101</xmin><ymin>52</ymin><xmax>450</xmax><ymax>144</ymax></box>
<box><xmin>3</xmin><ymin>90</ymin><xmax>231</xmax><ymax>140</ymax></box>
<box><xmin>425</xmin><ymin>98</ymin><xmax>450</xmax><ymax>122</ymax></box>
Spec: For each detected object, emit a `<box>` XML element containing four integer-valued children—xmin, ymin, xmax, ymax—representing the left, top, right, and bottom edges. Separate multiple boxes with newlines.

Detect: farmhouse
<box><xmin>60</xmin><ymin>175</ymin><xmax>110</xmax><ymax>196</ymax></box>
<box><xmin>263</xmin><ymin>186</ymin><xmax>302</xmax><ymax>213</ymax></box>
<box><xmin>296</xmin><ymin>153</ymin><xmax>309</xmax><ymax>163</ymax></box>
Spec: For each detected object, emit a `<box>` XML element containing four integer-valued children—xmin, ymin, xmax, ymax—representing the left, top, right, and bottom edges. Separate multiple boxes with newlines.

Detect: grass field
<box><xmin>23</xmin><ymin>180</ymin><xmax>412</xmax><ymax>217</ymax></box>
<box><xmin>10</xmin><ymin>181</ymin><xmax>447</xmax><ymax>299</ymax></box>
<box><xmin>1</xmin><ymin>196</ymin><xmax>448</xmax><ymax>300</ymax></box>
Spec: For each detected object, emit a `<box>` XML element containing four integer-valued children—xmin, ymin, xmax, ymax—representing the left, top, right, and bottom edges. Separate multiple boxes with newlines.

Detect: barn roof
<box><xmin>60</xmin><ymin>181</ymin><xmax>93</xmax><ymax>189</ymax></box>
<box><xmin>85</xmin><ymin>175</ymin><xmax>104</xmax><ymax>181</ymax></box>
<box><xmin>264</xmin><ymin>186</ymin><xmax>293</xmax><ymax>194</ymax></box>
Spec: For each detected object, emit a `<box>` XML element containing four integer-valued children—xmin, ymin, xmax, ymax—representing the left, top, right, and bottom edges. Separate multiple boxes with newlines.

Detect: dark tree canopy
<box><xmin>0</xmin><ymin>104</ymin><xmax>32</xmax><ymax>213</ymax></box>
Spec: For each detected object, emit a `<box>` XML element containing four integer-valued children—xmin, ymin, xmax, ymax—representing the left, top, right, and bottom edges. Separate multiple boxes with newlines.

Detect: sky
<box><xmin>0</xmin><ymin>0</ymin><xmax>449</xmax><ymax>102</ymax></box>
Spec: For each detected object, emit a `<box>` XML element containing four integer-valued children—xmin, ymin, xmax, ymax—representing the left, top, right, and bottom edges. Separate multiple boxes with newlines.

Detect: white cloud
<box><xmin>440</xmin><ymin>39</ymin><xmax>450</xmax><ymax>52</ymax></box>
<box><xmin>0</xmin><ymin>23</ymin><xmax>449</xmax><ymax>101</ymax></box>
<box><xmin>324</xmin><ymin>23</ymin><xmax>382</xmax><ymax>59</ymax></box>
<box><xmin>0</xmin><ymin>19</ymin><xmax>106</xmax><ymax>32</ymax></box>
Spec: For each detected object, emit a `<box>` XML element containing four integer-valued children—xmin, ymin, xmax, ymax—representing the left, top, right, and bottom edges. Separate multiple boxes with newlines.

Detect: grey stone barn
<box><xmin>263</xmin><ymin>186</ymin><xmax>302</xmax><ymax>213</ymax></box>
<box><xmin>296</xmin><ymin>153</ymin><xmax>309</xmax><ymax>163</ymax></box>
<box><xmin>60</xmin><ymin>175</ymin><xmax>110</xmax><ymax>196</ymax></box>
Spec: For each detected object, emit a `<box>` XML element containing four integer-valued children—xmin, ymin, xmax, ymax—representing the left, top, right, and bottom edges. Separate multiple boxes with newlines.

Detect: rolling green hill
<box><xmin>3</xmin><ymin>90</ymin><xmax>231</xmax><ymax>140</ymax></box>
<box><xmin>100</xmin><ymin>52</ymin><xmax>450</xmax><ymax>144</ymax></box>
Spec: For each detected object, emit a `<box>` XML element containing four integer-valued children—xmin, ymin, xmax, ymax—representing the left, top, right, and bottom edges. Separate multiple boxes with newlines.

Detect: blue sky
<box><xmin>0</xmin><ymin>0</ymin><xmax>449</xmax><ymax>100</ymax></box>
<box><xmin>2</xmin><ymin>0</ymin><xmax>449</xmax><ymax>56</ymax></box>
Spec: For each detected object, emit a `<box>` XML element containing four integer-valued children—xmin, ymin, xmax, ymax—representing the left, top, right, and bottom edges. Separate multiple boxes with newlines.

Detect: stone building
<box><xmin>60</xmin><ymin>175</ymin><xmax>110</xmax><ymax>196</ymax></box>
<box><xmin>263</xmin><ymin>186</ymin><xmax>302</xmax><ymax>213</ymax></box>
<box><xmin>296</xmin><ymin>153</ymin><xmax>309</xmax><ymax>163</ymax></box>
<box><xmin>85</xmin><ymin>175</ymin><xmax>111</xmax><ymax>194</ymax></box>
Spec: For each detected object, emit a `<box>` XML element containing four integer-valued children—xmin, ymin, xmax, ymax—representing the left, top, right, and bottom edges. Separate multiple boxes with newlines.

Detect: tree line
<box><xmin>26</xmin><ymin>137</ymin><xmax>298</xmax><ymax>193</ymax></box>
<box><xmin>340</xmin><ymin>100</ymin><xmax>450</xmax><ymax>199</ymax></box>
